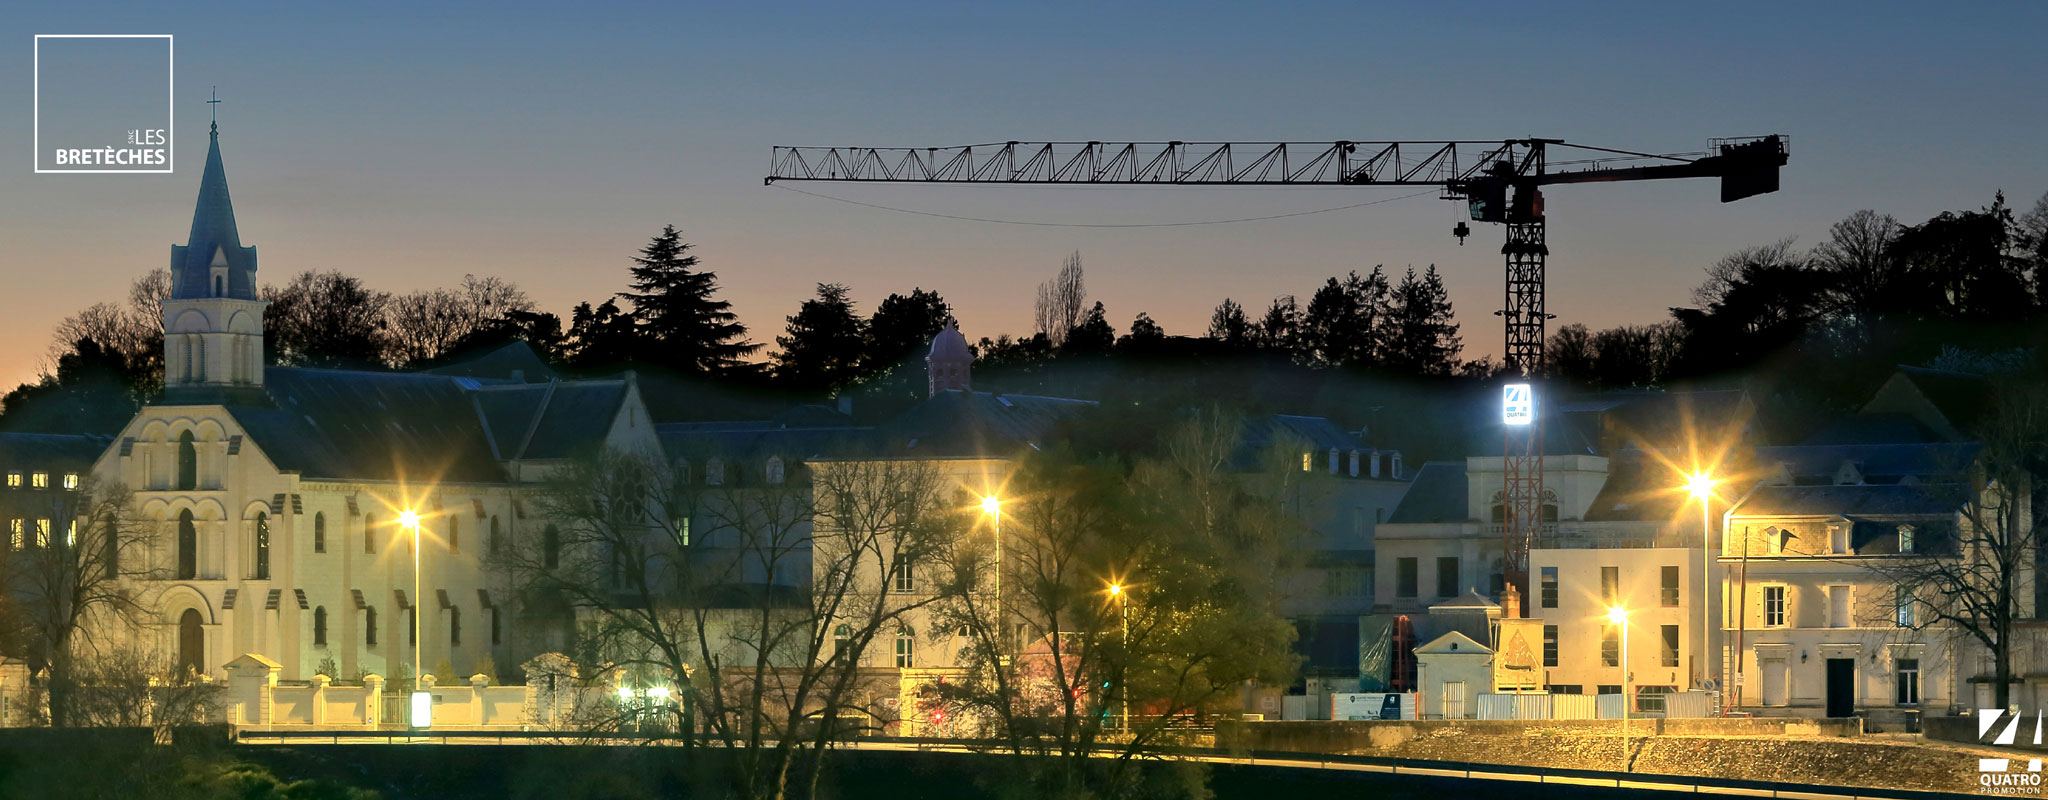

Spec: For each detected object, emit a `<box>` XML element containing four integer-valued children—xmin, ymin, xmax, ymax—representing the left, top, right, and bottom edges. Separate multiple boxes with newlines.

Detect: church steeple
<box><xmin>171</xmin><ymin>123</ymin><xmax>257</xmax><ymax>300</ymax></box>
<box><xmin>163</xmin><ymin>116</ymin><xmax>268</xmax><ymax>398</ymax></box>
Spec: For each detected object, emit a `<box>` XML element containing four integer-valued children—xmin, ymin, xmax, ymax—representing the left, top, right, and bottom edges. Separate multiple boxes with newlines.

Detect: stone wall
<box><xmin>1216</xmin><ymin>717</ymin><xmax>1862</xmax><ymax>753</ymax></box>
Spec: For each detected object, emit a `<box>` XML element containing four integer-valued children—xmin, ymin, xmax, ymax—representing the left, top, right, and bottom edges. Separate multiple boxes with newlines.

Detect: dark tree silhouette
<box><xmin>773</xmin><ymin>283</ymin><xmax>868</xmax><ymax>395</ymax></box>
<box><xmin>1207</xmin><ymin>298</ymin><xmax>1253</xmax><ymax>346</ymax></box>
<box><xmin>617</xmin><ymin>225</ymin><xmax>757</xmax><ymax>373</ymax></box>
<box><xmin>1257</xmin><ymin>295</ymin><xmax>1301</xmax><ymax>356</ymax></box>
<box><xmin>564</xmin><ymin>299</ymin><xmax>640</xmax><ymax>369</ymax></box>
<box><xmin>1301</xmin><ymin>268</ymin><xmax>1389</xmax><ymax>368</ymax></box>
<box><xmin>866</xmin><ymin>288</ymin><xmax>953</xmax><ymax>373</ymax></box>
<box><xmin>1381</xmin><ymin>265</ymin><xmax>1460</xmax><ymax>376</ymax></box>
<box><xmin>263</xmin><ymin>270</ymin><xmax>391</xmax><ymax>368</ymax></box>
<box><xmin>1061</xmin><ymin>301</ymin><xmax>1114</xmax><ymax>356</ymax></box>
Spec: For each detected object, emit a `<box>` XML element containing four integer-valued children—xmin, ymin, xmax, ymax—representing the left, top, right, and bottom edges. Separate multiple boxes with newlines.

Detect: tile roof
<box><xmin>0</xmin><ymin>433</ymin><xmax>115</xmax><ymax>473</ymax></box>
<box><xmin>1729</xmin><ymin>482</ymin><xmax>1966</xmax><ymax>518</ymax></box>
<box><xmin>1751</xmin><ymin>442</ymin><xmax>1981</xmax><ymax>481</ymax></box>
<box><xmin>875</xmin><ymin>390</ymin><xmax>1096</xmax><ymax>458</ymax></box>
<box><xmin>1385</xmin><ymin>461</ymin><xmax>1468</xmax><ymax>523</ymax></box>
<box><xmin>227</xmin><ymin>367</ymin><xmax>511</xmax><ymax>482</ymax></box>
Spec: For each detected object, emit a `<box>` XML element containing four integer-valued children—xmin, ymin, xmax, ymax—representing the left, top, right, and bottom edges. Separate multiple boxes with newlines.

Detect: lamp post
<box><xmin>1109</xmin><ymin>582</ymin><xmax>1128</xmax><ymax>735</ymax></box>
<box><xmin>1608</xmin><ymin>605</ymin><xmax>1629</xmax><ymax>772</ymax></box>
<box><xmin>1687</xmin><ymin>472</ymin><xmax>1714</xmax><ymax>703</ymax></box>
<box><xmin>399</xmin><ymin>508</ymin><xmax>428</xmax><ymax>729</ymax></box>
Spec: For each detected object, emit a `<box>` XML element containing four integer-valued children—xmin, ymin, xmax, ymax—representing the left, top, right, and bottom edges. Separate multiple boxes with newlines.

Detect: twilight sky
<box><xmin>4</xmin><ymin>1</ymin><xmax>2046</xmax><ymax>390</ymax></box>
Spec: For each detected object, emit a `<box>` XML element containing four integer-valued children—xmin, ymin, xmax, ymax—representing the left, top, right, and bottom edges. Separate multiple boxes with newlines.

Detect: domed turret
<box><xmin>926</xmin><ymin>322</ymin><xmax>971</xmax><ymax>397</ymax></box>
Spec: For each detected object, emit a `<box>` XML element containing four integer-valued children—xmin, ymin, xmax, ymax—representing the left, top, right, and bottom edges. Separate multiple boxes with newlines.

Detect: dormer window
<box><xmin>706</xmin><ymin>459</ymin><xmax>725</xmax><ymax>486</ymax></box>
<box><xmin>1390</xmin><ymin>454</ymin><xmax>1403</xmax><ymax>478</ymax></box>
<box><xmin>673</xmin><ymin>459</ymin><xmax>691</xmax><ymax>485</ymax></box>
<box><xmin>1370</xmin><ymin>453</ymin><xmax>1381</xmax><ymax>478</ymax></box>
<box><xmin>1897</xmin><ymin>525</ymin><xmax>1915</xmax><ymax>555</ymax></box>
<box><xmin>765</xmin><ymin>457</ymin><xmax>786</xmax><ymax>485</ymax></box>
<box><xmin>1328</xmin><ymin>448</ymin><xmax>1339</xmax><ymax>474</ymax></box>
<box><xmin>1348</xmin><ymin>450</ymin><xmax>1360</xmax><ymax>477</ymax></box>
<box><xmin>1301</xmin><ymin>453</ymin><xmax>1311</xmax><ymax>472</ymax></box>
<box><xmin>62</xmin><ymin>473</ymin><xmax>77</xmax><ymax>490</ymax></box>
<box><xmin>31</xmin><ymin>473</ymin><xmax>48</xmax><ymax>489</ymax></box>
<box><xmin>5</xmin><ymin>473</ymin><xmax>18</xmax><ymax>489</ymax></box>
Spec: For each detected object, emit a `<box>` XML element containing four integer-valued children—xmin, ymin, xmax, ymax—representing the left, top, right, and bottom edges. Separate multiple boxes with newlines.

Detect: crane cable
<box><xmin>771</xmin><ymin>183</ymin><xmax>1440</xmax><ymax>229</ymax></box>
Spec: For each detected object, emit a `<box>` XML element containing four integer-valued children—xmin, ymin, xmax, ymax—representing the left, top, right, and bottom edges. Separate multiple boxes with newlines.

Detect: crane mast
<box><xmin>766</xmin><ymin>135</ymin><xmax>1788</xmax><ymax>614</ymax></box>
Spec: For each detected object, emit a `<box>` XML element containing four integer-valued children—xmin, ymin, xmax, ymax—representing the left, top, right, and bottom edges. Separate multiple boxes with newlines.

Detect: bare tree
<box><xmin>1693</xmin><ymin>236</ymin><xmax>1807</xmax><ymax>308</ymax></box>
<box><xmin>1863</xmin><ymin>380</ymin><xmax>2048</xmax><ymax>709</ymax></box>
<box><xmin>386</xmin><ymin>275</ymin><xmax>536</xmax><ymax>368</ymax></box>
<box><xmin>505</xmin><ymin>448</ymin><xmax>962</xmax><ymax>800</ymax></box>
<box><xmin>925</xmin><ymin>412</ymin><xmax>1303</xmax><ymax>797</ymax></box>
<box><xmin>1034</xmin><ymin>252</ymin><xmax>1086</xmax><ymax>347</ymax></box>
<box><xmin>0</xmin><ymin>478</ymin><xmax>166</xmax><ymax>726</ymax></box>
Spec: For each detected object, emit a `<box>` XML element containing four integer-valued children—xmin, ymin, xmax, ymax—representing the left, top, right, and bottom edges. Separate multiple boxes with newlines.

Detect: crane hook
<box><xmin>1453</xmin><ymin>221</ymin><xmax>1470</xmax><ymax>245</ymax></box>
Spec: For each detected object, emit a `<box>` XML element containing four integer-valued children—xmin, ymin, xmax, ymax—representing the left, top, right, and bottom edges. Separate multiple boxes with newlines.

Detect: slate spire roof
<box><xmin>169</xmin><ymin>123</ymin><xmax>257</xmax><ymax>300</ymax></box>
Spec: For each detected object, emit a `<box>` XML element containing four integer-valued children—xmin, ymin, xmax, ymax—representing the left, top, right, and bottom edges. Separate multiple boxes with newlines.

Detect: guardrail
<box><xmin>233</xmin><ymin>729</ymin><xmax>1961</xmax><ymax>799</ymax></box>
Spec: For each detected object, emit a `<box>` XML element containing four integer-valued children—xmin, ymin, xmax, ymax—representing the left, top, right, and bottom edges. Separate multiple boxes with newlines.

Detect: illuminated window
<box><xmin>31</xmin><ymin>473</ymin><xmax>47</xmax><ymax>489</ymax></box>
<box><xmin>9</xmin><ymin>519</ymin><xmax>21</xmax><ymax>549</ymax></box>
<box><xmin>63</xmin><ymin>473</ymin><xmax>78</xmax><ymax>490</ymax></box>
<box><xmin>1897</xmin><ymin>525</ymin><xmax>1915</xmax><ymax>555</ymax></box>
<box><xmin>65</xmin><ymin>520</ymin><xmax>76</xmax><ymax>547</ymax></box>
<box><xmin>34</xmin><ymin>519</ymin><xmax>49</xmax><ymax>548</ymax></box>
<box><xmin>6</xmin><ymin>473</ymin><xmax>19</xmax><ymax>488</ymax></box>
<box><xmin>1301</xmin><ymin>453</ymin><xmax>1311</xmax><ymax>472</ymax></box>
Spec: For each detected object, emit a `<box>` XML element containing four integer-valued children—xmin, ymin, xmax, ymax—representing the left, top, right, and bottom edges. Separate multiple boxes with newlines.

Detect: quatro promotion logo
<box><xmin>33</xmin><ymin>35</ymin><xmax>174</xmax><ymax>174</ymax></box>
<box><xmin>1979</xmin><ymin>708</ymin><xmax>2046</xmax><ymax>795</ymax></box>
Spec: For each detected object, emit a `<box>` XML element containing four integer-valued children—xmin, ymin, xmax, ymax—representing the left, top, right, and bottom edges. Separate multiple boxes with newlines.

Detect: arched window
<box><xmin>313</xmin><ymin>512</ymin><xmax>326</xmax><ymax>553</ymax></box>
<box><xmin>706</xmin><ymin>459</ymin><xmax>725</xmax><ymax>486</ymax></box>
<box><xmin>313</xmin><ymin>606</ymin><xmax>328</xmax><ymax>647</ymax></box>
<box><xmin>178</xmin><ymin>608</ymin><xmax>204</xmax><ymax>676</ymax></box>
<box><xmin>176</xmin><ymin>509</ymin><xmax>197</xmax><ymax>580</ymax></box>
<box><xmin>489</xmin><ymin>516</ymin><xmax>501</xmax><ymax>557</ymax></box>
<box><xmin>177</xmin><ymin>431</ymin><xmax>198</xmax><ymax>490</ymax></box>
<box><xmin>765</xmin><ymin>457</ymin><xmax>785</xmax><ymax>485</ymax></box>
<box><xmin>364</xmin><ymin>515</ymin><xmax>377</xmax><ymax>554</ymax></box>
<box><xmin>365</xmin><ymin>606</ymin><xmax>378</xmax><ymax>646</ymax></box>
<box><xmin>450</xmin><ymin>606</ymin><xmax>462</xmax><ymax>646</ymax></box>
<box><xmin>833</xmin><ymin>624</ymin><xmax>851</xmax><ymax>659</ymax></box>
<box><xmin>543</xmin><ymin>524</ymin><xmax>561</xmax><ymax>569</ymax></box>
<box><xmin>449</xmin><ymin>516</ymin><xmax>460</xmax><ymax>554</ymax></box>
<box><xmin>674</xmin><ymin>460</ymin><xmax>691</xmax><ymax>485</ymax></box>
<box><xmin>252</xmin><ymin>512</ymin><xmax>270</xmax><ymax>580</ymax></box>
<box><xmin>894</xmin><ymin>626</ymin><xmax>915</xmax><ymax>668</ymax></box>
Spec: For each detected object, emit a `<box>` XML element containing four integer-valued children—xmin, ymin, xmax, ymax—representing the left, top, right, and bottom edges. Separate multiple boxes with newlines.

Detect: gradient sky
<box><xmin>5</xmin><ymin>1</ymin><xmax>2046</xmax><ymax>390</ymax></box>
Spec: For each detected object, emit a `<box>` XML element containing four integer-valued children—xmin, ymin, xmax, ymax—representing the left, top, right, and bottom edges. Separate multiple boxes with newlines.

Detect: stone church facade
<box><xmin>90</xmin><ymin>124</ymin><xmax>660</xmax><ymax>684</ymax></box>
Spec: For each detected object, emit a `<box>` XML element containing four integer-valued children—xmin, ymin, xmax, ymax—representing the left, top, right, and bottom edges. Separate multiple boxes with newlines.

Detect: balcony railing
<box><xmin>1485</xmin><ymin>523</ymin><xmax>1696</xmax><ymax>550</ymax></box>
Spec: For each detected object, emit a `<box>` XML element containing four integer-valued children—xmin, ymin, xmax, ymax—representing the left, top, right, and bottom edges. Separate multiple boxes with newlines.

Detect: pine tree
<box><xmin>1383</xmin><ymin>265</ymin><xmax>1461</xmax><ymax>376</ymax></box>
<box><xmin>1207</xmin><ymin>298</ymin><xmax>1253</xmax><ymax>346</ymax></box>
<box><xmin>1301</xmin><ymin>268</ymin><xmax>1390</xmax><ymax>367</ymax></box>
<box><xmin>617</xmin><ymin>225</ymin><xmax>757</xmax><ymax>373</ymax></box>
<box><xmin>773</xmin><ymin>283</ymin><xmax>868</xmax><ymax>395</ymax></box>
<box><xmin>1257</xmin><ymin>295</ymin><xmax>1300</xmax><ymax>356</ymax></box>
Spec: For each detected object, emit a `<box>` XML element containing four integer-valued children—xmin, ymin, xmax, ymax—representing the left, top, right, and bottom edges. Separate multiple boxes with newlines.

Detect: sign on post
<box><xmin>1503</xmin><ymin>383</ymin><xmax>1534</xmax><ymax>426</ymax></box>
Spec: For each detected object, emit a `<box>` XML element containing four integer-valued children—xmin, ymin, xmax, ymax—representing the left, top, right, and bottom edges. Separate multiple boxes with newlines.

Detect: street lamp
<box><xmin>1686</xmin><ymin>472</ymin><xmax>1715</xmax><ymax>705</ymax></box>
<box><xmin>1109</xmin><ymin>582</ymin><xmax>1128</xmax><ymax>735</ymax></box>
<box><xmin>399</xmin><ymin>508</ymin><xmax>428</xmax><ymax>729</ymax></box>
<box><xmin>1608</xmin><ymin>605</ymin><xmax>1629</xmax><ymax>772</ymax></box>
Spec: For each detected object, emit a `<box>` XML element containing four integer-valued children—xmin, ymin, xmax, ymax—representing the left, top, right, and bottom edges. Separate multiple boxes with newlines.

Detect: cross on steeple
<box><xmin>207</xmin><ymin>86</ymin><xmax>221</xmax><ymax>133</ymax></box>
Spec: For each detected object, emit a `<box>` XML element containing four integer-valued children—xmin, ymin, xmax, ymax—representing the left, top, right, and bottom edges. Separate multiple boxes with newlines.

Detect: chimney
<box><xmin>1501</xmin><ymin>582</ymin><xmax>1522</xmax><ymax>620</ymax></box>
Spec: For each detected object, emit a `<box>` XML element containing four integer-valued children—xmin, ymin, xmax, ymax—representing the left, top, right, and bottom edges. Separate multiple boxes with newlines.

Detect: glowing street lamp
<box><xmin>400</xmin><ymin>509</ymin><xmax>429</xmax><ymax>729</ymax></box>
<box><xmin>1608</xmin><ymin>605</ymin><xmax>1630</xmax><ymax>771</ymax></box>
<box><xmin>1109</xmin><ymin>581</ymin><xmax>1129</xmax><ymax>734</ymax></box>
<box><xmin>1685</xmin><ymin>471</ymin><xmax>1715</xmax><ymax>702</ymax></box>
<box><xmin>980</xmin><ymin>495</ymin><xmax>1001</xmax><ymax>516</ymax></box>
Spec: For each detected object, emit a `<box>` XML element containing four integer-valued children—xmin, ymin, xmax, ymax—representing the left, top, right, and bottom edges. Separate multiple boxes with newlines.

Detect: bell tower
<box><xmin>163</xmin><ymin>120</ymin><xmax>267</xmax><ymax>398</ymax></box>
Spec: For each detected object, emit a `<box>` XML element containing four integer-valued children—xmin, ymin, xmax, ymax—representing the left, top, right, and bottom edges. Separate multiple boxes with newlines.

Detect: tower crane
<box><xmin>765</xmin><ymin>135</ymin><xmax>1788</xmax><ymax>611</ymax></box>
